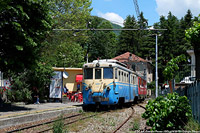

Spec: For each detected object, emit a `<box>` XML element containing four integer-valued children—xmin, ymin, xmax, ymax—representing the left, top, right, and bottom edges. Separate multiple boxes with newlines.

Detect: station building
<box><xmin>49</xmin><ymin>67</ymin><xmax>83</xmax><ymax>100</ymax></box>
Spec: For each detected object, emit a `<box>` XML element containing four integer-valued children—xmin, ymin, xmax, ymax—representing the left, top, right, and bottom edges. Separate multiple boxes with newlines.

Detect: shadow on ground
<box><xmin>0</xmin><ymin>103</ymin><xmax>32</xmax><ymax>113</ymax></box>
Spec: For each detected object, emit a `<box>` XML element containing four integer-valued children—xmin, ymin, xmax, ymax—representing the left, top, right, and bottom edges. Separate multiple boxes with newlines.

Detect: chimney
<box><xmin>128</xmin><ymin>53</ymin><xmax>133</xmax><ymax>61</ymax></box>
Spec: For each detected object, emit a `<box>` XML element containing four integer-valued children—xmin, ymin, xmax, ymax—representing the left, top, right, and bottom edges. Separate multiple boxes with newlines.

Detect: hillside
<box><xmin>111</xmin><ymin>23</ymin><xmax>122</xmax><ymax>36</ymax></box>
<box><xmin>95</xmin><ymin>16</ymin><xmax>122</xmax><ymax>36</ymax></box>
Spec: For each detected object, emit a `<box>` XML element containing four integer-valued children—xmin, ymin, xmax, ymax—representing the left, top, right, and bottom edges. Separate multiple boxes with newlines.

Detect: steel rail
<box><xmin>6</xmin><ymin>113</ymin><xmax>82</xmax><ymax>133</ymax></box>
<box><xmin>39</xmin><ymin>111</ymin><xmax>107</xmax><ymax>133</ymax></box>
<box><xmin>137</xmin><ymin>104</ymin><xmax>146</xmax><ymax>110</ymax></box>
<box><xmin>112</xmin><ymin>106</ymin><xmax>135</xmax><ymax>133</ymax></box>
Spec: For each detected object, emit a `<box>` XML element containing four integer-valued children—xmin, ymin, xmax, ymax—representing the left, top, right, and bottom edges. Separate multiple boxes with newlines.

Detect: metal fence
<box><xmin>185</xmin><ymin>81</ymin><xmax>200</xmax><ymax>123</ymax></box>
<box><xmin>174</xmin><ymin>81</ymin><xmax>200</xmax><ymax>123</ymax></box>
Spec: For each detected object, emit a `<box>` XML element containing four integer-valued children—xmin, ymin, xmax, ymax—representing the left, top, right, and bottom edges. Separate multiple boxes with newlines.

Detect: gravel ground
<box><xmin>0</xmin><ymin>101</ymin><xmax>150</xmax><ymax>133</ymax></box>
<box><xmin>67</xmin><ymin>102</ymin><xmax>150</xmax><ymax>133</ymax></box>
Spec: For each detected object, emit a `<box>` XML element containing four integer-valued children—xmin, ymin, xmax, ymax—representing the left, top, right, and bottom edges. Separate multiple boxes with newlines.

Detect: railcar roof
<box><xmin>83</xmin><ymin>59</ymin><xmax>126</xmax><ymax>67</ymax></box>
<box><xmin>83</xmin><ymin>59</ymin><xmax>139</xmax><ymax>74</ymax></box>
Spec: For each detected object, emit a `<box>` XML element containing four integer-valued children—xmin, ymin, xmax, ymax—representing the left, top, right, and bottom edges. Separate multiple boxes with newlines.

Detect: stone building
<box><xmin>112</xmin><ymin>52</ymin><xmax>153</xmax><ymax>83</ymax></box>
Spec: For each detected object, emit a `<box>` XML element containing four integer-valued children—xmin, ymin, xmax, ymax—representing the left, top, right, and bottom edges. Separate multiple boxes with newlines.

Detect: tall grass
<box><xmin>184</xmin><ymin>118</ymin><xmax>200</xmax><ymax>131</ymax></box>
<box><xmin>53</xmin><ymin>115</ymin><xmax>67</xmax><ymax>133</ymax></box>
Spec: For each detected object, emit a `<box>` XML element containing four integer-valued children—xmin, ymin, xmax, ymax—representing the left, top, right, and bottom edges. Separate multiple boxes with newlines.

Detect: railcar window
<box><xmin>119</xmin><ymin>71</ymin><xmax>121</xmax><ymax>81</ymax></box>
<box><xmin>115</xmin><ymin>68</ymin><xmax>118</xmax><ymax>79</ymax></box>
<box><xmin>130</xmin><ymin>75</ymin><xmax>132</xmax><ymax>83</ymax></box>
<box><xmin>84</xmin><ymin>68</ymin><xmax>93</xmax><ymax>79</ymax></box>
<box><xmin>124</xmin><ymin>73</ymin><xmax>126</xmax><ymax>83</ymax></box>
<box><xmin>127</xmin><ymin>74</ymin><xmax>129</xmax><ymax>82</ymax></box>
<box><xmin>125</xmin><ymin>73</ymin><xmax>127</xmax><ymax>82</ymax></box>
<box><xmin>95</xmin><ymin>69</ymin><xmax>101</xmax><ymax>79</ymax></box>
<box><xmin>104</xmin><ymin>68</ymin><xmax>113</xmax><ymax>79</ymax></box>
<box><xmin>122</xmin><ymin>72</ymin><xmax>124</xmax><ymax>82</ymax></box>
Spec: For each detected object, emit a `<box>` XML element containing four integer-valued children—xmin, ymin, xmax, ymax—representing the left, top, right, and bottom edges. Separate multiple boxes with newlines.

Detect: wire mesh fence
<box><xmin>159</xmin><ymin>81</ymin><xmax>200</xmax><ymax>123</ymax></box>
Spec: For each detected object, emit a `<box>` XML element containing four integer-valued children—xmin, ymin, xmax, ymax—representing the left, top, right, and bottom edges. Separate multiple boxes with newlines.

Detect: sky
<box><xmin>91</xmin><ymin>0</ymin><xmax>200</xmax><ymax>27</ymax></box>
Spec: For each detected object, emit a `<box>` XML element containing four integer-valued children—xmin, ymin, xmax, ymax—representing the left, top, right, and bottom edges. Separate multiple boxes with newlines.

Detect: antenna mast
<box><xmin>133</xmin><ymin>0</ymin><xmax>141</xmax><ymax>21</ymax></box>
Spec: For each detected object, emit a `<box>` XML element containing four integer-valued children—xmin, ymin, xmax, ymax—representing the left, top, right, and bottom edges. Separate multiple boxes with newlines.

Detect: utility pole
<box><xmin>155</xmin><ymin>34</ymin><xmax>158</xmax><ymax>98</ymax></box>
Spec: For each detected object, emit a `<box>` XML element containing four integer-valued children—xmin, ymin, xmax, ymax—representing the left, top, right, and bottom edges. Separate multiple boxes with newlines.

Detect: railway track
<box><xmin>4</xmin><ymin>102</ymin><xmax>148</xmax><ymax>132</ymax></box>
<box><xmin>112</xmin><ymin>103</ymin><xmax>147</xmax><ymax>133</ymax></box>
<box><xmin>5</xmin><ymin>111</ymin><xmax>106</xmax><ymax>133</ymax></box>
<box><xmin>38</xmin><ymin>112</ymin><xmax>106</xmax><ymax>133</ymax></box>
<box><xmin>137</xmin><ymin>104</ymin><xmax>146</xmax><ymax>110</ymax></box>
<box><xmin>112</xmin><ymin>106</ymin><xmax>135</xmax><ymax>133</ymax></box>
<box><xmin>6</xmin><ymin>113</ymin><xmax>82</xmax><ymax>133</ymax></box>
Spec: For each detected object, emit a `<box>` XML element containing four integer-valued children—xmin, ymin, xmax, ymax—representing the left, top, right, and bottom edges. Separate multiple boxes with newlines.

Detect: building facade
<box><xmin>112</xmin><ymin>52</ymin><xmax>153</xmax><ymax>83</ymax></box>
<box><xmin>187</xmin><ymin>50</ymin><xmax>196</xmax><ymax>77</ymax></box>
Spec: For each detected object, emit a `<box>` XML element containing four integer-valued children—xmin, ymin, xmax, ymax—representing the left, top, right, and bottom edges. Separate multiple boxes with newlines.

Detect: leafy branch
<box><xmin>163</xmin><ymin>54</ymin><xmax>186</xmax><ymax>81</ymax></box>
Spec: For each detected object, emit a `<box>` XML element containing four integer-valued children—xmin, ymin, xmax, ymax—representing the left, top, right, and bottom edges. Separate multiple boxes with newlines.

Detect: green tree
<box><xmin>85</xmin><ymin>16</ymin><xmax>117</xmax><ymax>61</ymax></box>
<box><xmin>163</xmin><ymin>54</ymin><xmax>186</xmax><ymax>92</ymax></box>
<box><xmin>155</xmin><ymin>12</ymin><xmax>180</xmax><ymax>83</ymax></box>
<box><xmin>176</xmin><ymin>10</ymin><xmax>193</xmax><ymax>56</ymax></box>
<box><xmin>117</xmin><ymin>15</ymin><xmax>139</xmax><ymax>55</ymax></box>
<box><xmin>7</xmin><ymin>59</ymin><xmax>54</xmax><ymax>102</ymax></box>
<box><xmin>43</xmin><ymin>0</ymin><xmax>92</xmax><ymax>67</ymax></box>
<box><xmin>0</xmin><ymin>0</ymin><xmax>52</xmax><ymax>74</ymax></box>
<box><xmin>117</xmin><ymin>13</ymin><xmax>149</xmax><ymax>57</ymax></box>
<box><xmin>185</xmin><ymin>15</ymin><xmax>200</xmax><ymax>80</ymax></box>
<box><xmin>136</xmin><ymin>12</ymin><xmax>150</xmax><ymax>58</ymax></box>
<box><xmin>174</xmin><ymin>10</ymin><xmax>193</xmax><ymax>82</ymax></box>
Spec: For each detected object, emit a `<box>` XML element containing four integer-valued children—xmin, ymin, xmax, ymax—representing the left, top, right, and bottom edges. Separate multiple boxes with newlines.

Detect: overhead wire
<box><xmin>53</xmin><ymin>28</ymin><xmax>167</xmax><ymax>31</ymax></box>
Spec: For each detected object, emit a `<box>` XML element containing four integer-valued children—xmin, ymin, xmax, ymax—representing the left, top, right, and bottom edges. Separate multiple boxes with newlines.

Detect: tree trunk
<box><xmin>169</xmin><ymin>80</ymin><xmax>173</xmax><ymax>93</ymax></box>
<box><xmin>194</xmin><ymin>48</ymin><xmax>200</xmax><ymax>81</ymax></box>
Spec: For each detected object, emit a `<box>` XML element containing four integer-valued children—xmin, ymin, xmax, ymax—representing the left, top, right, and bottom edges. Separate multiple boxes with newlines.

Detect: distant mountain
<box><xmin>111</xmin><ymin>23</ymin><xmax>122</xmax><ymax>36</ymax></box>
<box><xmin>95</xmin><ymin>16</ymin><xmax>122</xmax><ymax>36</ymax></box>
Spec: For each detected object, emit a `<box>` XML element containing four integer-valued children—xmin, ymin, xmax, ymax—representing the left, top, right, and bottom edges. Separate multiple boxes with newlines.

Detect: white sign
<box><xmin>49</xmin><ymin>71</ymin><xmax>62</xmax><ymax>98</ymax></box>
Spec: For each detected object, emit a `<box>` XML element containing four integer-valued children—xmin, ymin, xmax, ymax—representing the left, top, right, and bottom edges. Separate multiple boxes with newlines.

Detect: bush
<box><xmin>7</xmin><ymin>88</ymin><xmax>32</xmax><ymax>103</ymax></box>
<box><xmin>53</xmin><ymin>115</ymin><xmax>65</xmax><ymax>133</ymax></box>
<box><xmin>142</xmin><ymin>92</ymin><xmax>192</xmax><ymax>131</ymax></box>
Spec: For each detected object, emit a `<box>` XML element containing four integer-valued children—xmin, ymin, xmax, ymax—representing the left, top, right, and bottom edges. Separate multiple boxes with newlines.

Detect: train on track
<box><xmin>82</xmin><ymin>59</ymin><xmax>147</xmax><ymax>109</ymax></box>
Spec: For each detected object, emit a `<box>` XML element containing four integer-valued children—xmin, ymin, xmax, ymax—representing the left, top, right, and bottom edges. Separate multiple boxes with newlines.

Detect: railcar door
<box><xmin>129</xmin><ymin>72</ymin><xmax>132</xmax><ymax>102</ymax></box>
<box><xmin>93</xmin><ymin>68</ymin><xmax>102</xmax><ymax>93</ymax></box>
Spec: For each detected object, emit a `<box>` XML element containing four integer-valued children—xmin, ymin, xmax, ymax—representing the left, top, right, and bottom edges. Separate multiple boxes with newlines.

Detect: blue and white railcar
<box><xmin>82</xmin><ymin>59</ymin><xmax>139</xmax><ymax>106</ymax></box>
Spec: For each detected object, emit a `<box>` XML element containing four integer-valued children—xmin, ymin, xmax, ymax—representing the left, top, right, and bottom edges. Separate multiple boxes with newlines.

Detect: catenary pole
<box><xmin>156</xmin><ymin>34</ymin><xmax>158</xmax><ymax>98</ymax></box>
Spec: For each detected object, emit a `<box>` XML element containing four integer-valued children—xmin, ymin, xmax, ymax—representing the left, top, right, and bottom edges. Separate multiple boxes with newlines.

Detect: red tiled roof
<box><xmin>112</xmin><ymin>52</ymin><xmax>147</xmax><ymax>63</ymax></box>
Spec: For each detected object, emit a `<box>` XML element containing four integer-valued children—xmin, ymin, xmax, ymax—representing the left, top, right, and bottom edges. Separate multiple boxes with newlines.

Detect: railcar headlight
<box><xmin>103</xmin><ymin>83</ymin><xmax>107</xmax><ymax>89</ymax></box>
<box><xmin>85</xmin><ymin>84</ymin><xmax>92</xmax><ymax>91</ymax></box>
<box><xmin>107</xmin><ymin>86</ymin><xmax>110</xmax><ymax>91</ymax></box>
<box><xmin>96</xmin><ymin>63</ymin><xmax>100</xmax><ymax>67</ymax></box>
<box><xmin>89</xmin><ymin>84</ymin><xmax>92</xmax><ymax>88</ymax></box>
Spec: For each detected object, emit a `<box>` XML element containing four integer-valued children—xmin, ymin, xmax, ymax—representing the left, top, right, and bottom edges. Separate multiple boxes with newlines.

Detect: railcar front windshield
<box><xmin>104</xmin><ymin>68</ymin><xmax>113</xmax><ymax>79</ymax></box>
<box><xmin>95</xmin><ymin>69</ymin><xmax>101</xmax><ymax>79</ymax></box>
<box><xmin>84</xmin><ymin>68</ymin><xmax>93</xmax><ymax>79</ymax></box>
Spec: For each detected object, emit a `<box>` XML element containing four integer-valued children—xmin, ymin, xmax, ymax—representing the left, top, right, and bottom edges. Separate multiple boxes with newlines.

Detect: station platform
<box><xmin>0</xmin><ymin>102</ymin><xmax>83</xmax><ymax>129</ymax></box>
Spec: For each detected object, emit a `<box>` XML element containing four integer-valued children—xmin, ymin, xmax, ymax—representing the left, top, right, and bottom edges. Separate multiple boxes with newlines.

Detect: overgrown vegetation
<box><xmin>129</xmin><ymin>117</ymin><xmax>140</xmax><ymax>131</ymax></box>
<box><xmin>142</xmin><ymin>93</ymin><xmax>192</xmax><ymax>131</ymax></box>
<box><xmin>184</xmin><ymin>118</ymin><xmax>200</xmax><ymax>131</ymax></box>
<box><xmin>53</xmin><ymin>115</ymin><xmax>66</xmax><ymax>133</ymax></box>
